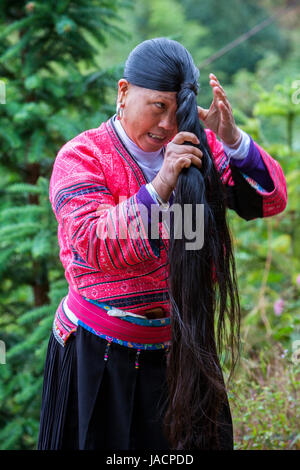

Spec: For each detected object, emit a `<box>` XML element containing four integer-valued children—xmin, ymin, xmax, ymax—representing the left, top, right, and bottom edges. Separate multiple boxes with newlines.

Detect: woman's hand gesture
<box><xmin>197</xmin><ymin>73</ymin><xmax>240</xmax><ymax>146</ymax></box>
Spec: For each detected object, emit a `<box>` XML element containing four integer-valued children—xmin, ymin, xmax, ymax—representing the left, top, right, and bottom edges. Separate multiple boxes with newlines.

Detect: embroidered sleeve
<box><xmin>50</xmin><ymin>138</ymin><xmax>161</xmax><ymax>272</ymax></box>
<box><xmin>205</xmin><ymin>129</ymin><xmax>287</xmax><ymax>221</ymax></box>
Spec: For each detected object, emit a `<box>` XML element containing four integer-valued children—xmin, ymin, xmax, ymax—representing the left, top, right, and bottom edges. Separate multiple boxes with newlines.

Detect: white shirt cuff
<box><xmin>145</xmin><ymin>183</ymin><xmax>160</xmax><ymax>205</ymax></box>
<box><xmin>222</xmin><ymin>128</ymin><xmax>250</xmax><ymax>161</ymax></box>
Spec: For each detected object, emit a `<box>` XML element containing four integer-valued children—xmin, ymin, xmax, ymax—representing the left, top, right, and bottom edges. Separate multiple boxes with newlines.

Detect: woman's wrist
<box><xmin>151</xmin><ymin>173</ymin><xmax>174</xmax><ymax>203</ymax></box>
<box><xmin>223</xmin><ymin>128</ymin><xmax>250</xmax><ymax>160</ymax></box>
<box><xmin>222</xmin><ymin>127</ymin><xmax>242</xmax><ymax>149</ymax></box>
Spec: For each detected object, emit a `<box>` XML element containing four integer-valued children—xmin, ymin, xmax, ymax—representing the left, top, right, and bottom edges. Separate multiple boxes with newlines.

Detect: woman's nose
<box><xmin>159</xmin><ymin>113</ymin><xmax>177</xmax><ymax>131</ymax></box>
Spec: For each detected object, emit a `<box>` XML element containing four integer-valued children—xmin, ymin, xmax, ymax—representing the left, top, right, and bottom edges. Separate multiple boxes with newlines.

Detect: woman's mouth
<box><xmin>147</xmin><ymin>132</ymin><xmax>165</xmax><ymax>142</ymax></box>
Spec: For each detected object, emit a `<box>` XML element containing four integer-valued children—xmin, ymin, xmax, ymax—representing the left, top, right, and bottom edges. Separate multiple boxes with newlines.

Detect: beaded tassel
<box><xmin>104</xmin><ymin>340</ymin><xmax>112</xmax><ymax>361</ymax></box>
<box><xmin>135</xmin><ymin>349</ymin><xmax>141</xmax><ymax>369</ymax></box>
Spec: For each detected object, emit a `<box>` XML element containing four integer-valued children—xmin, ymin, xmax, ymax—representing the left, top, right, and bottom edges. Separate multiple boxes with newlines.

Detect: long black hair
<box><xmin>124</xmin><ymin>38</ymin><xmax>241</xmax><ymax>450</ymax></box>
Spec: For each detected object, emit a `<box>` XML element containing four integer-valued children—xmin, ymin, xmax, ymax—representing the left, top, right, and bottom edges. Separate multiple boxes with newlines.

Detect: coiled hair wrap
<box><xmin>180</xmin><ymin>82</ymin><xmax>198</xmax><ymax>95</ymax></box>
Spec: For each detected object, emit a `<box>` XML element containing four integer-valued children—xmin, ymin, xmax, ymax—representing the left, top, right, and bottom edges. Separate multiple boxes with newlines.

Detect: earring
<box><xmin>116</xmin><ymin>102</ymin><xmax>124</xmax><ymax>120</ymax></box>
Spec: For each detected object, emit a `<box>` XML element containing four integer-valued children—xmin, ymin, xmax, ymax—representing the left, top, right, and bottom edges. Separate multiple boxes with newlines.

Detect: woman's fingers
<box><xmin>174</xmin><ymin>144</ymin><xmax>203</xmax><ymax>158</ymax></box>
<box><xmin>219</xmin><ymin>100</ymin><xmax>231</xmax><ymax>115</ymax></box>
<box><xmin>172</xmin><ymin>131</ymin><xmax>199</xmax><ymax>146</ymax></box>
<box><xmin>210</xmin><ymin>77</ymin><xmax>232</xmax><ymax>109</ymax></box>
<box><xmin>209</xmin><ymin>75</ymin><xmax>226</xmax><ymax>96</ymax></box>
<box><xmin>163</xmin><ymin>131</ymin><xmax>203</xmax><ymax>186</ymax></box>
<box><xmin>211</xmin><ymin>82</ymin><xmax>225</xmax><ymax>101</ymax></box>
<box><xmin>169</xmin><ymin>133</ymin><xmax>203</xmax><ymax>159</ymax></box>
<box><xmin>175</xmin><ymin>155</ymin><xmax>202</xmax><ymax>171</ymax></box>
<box><xmin>188</xmin><ymin>155</ymin><xmax>202</xmax><ymax>169</ymax></box>
<box><xmin>210</xmin><ymin>73</ymin><xmax>223</xmax><ymax>89</ymax></box>
<box><xmin>197</xmin><ymin>105</ymin><xmax>209</xmax><ymax>121</ymax></box>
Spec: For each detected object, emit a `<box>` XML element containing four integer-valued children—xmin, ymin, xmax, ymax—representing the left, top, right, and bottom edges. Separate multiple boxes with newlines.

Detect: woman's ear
<box><xmin>117</xmin><ymin>79</ymin><xmax>129</xmax><ymax>104</ymax></box>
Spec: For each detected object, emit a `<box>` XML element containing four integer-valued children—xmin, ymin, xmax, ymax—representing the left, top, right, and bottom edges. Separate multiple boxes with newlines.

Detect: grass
<box><xmin>228</xmin><ymin>342</ymin><xmax>300</xmax><ymax>450</ymax></box>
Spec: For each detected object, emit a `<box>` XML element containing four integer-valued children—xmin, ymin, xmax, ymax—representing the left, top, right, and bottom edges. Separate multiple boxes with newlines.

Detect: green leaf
<box><xmin>0</xmin><ymin>30</ymin><xmax>32</xmax><ymax>63</ymax></box>
<box><xmin>32</xmin><ymin>231</ymin><xmax>51</xmax><ymax>259</ymax></box>
<box><xmin>55</xmin><ymin>16</ymin><xmax>77</xmax><ymax>35</ymax></box>
<box><xmin>271</xmin><ymin>235</ymin><xmax>291</xmax><ymax>254</ymax></box>
<box><xmin>28</xmin><ymin>130</ymin><xmax>46</xmax><ymax>164</ymax></box>
<box><xmin>24</xmin><ymin>75</ymin><xmax>42</xmax><ymax>90</ymax></box>
<box><xmin>273</xmin><ymin>326</ymin><xmax>294</xmax><ymax>341</ymax></box>
<box><xmin>0</xmin><ymin>17</ymin><xmax>34</xmax><ymax>40</ymax></box>
<box><xmin>6</xmin><ymin>183</ymin><xmax>42</xmax><ymax>194</ymax></box>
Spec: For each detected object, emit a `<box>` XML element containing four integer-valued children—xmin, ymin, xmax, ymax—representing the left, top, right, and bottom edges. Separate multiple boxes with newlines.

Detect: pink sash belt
<box><xmin>67</xmin><ymin>287</ymin><xmax>171</xmax><ymax>344</ymax></box>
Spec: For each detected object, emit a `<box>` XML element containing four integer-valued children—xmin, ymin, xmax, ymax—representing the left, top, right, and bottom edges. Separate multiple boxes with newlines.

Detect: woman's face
<box><xmin>117</xmin><ymin>79</ymin><xmax>178</xmax><ymax>152</ymax></box>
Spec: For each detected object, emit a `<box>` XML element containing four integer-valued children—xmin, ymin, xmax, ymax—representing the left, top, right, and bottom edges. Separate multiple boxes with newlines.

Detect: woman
<box><xmin>38</xmin><ymin>38</ymin><xmax>287</xmax><ymax>450</ymax></box>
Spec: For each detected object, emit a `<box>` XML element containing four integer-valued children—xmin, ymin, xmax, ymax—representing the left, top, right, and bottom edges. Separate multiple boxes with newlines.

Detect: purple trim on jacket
<box><xmin>229</xmin><ymin>137</ymin><xmax>275</xmax><ymax>192</ymax></box>
<box><xmin>136</xmin><ymin>184</ymin><xmax>157</xmax><ymax>220</ymax></box>
<box><xmin>136</xmin><ymin>186</ymin><xmax>175</xmax><ymax>254</ymax></box>
<box><xmin>137</xmin><ymin>135</ymin><xmax>275</xmax><ymax>237</ymax></box>
<box><xmin>136</xmin><ymin>185</ymin><xmax>168</xmax><ymax>242</ymax></box>
<box><xmin>136</xmin><ymin>186</ymin><xmax>174</xmax><ymax>225</ymax></box>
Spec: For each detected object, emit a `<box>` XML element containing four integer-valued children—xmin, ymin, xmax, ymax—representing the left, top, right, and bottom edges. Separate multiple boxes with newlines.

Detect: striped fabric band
<box><xmin>53</xmin><ymin>288</ymin><xmax>171</xmax><ymax>350</ymax></box>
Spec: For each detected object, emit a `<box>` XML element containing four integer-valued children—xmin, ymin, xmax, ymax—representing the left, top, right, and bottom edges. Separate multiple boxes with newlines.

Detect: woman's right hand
<box><xmin>152</xmin><ymin>132</ymin><xmax>203</xmax><ymax>202</ymax></box>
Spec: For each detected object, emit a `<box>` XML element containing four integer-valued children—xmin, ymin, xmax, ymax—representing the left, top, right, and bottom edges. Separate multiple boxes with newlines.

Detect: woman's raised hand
<box><xmin>197</xmin><ymin>73</ymin><xmax>240</xmax><ymax>146</ymax></box>
<box><xmin>152</xmin><ymin>131</ymin><xmax>203</xmax><ymax>202</ymax></box>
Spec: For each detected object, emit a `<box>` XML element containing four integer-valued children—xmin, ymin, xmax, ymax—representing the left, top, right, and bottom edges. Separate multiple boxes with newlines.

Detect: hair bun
<box><xmin>180</xmin><ymin>82</ymin><xmax>198</xmax><ymax>95</ymax></box>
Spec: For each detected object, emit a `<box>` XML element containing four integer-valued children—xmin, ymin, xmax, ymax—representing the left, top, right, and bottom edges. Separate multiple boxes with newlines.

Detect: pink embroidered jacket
<box><xmin>49</xmin><ymin>117</ymin><xmax>287</xmax><ymax>316</ymax></box>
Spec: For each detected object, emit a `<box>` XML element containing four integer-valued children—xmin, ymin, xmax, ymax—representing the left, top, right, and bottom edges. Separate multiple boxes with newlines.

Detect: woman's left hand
<box><xmin>197</xmin><ymin>73</ymin><xmax>240</xmax><ymax>146</ymax></box>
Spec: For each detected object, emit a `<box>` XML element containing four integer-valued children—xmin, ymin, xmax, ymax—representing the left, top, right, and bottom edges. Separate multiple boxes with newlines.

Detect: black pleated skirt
<box><xmin>37</xmin><ymin>325</ymin><xmax>233</xmax><ymax>450</ymax></box>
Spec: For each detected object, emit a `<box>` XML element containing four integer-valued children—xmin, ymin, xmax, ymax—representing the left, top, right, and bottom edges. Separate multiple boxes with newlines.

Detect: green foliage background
<box><xmin>0</xmin><ymin>0</ymin><xmax>299</xmax><ymax>450</ymax></box>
